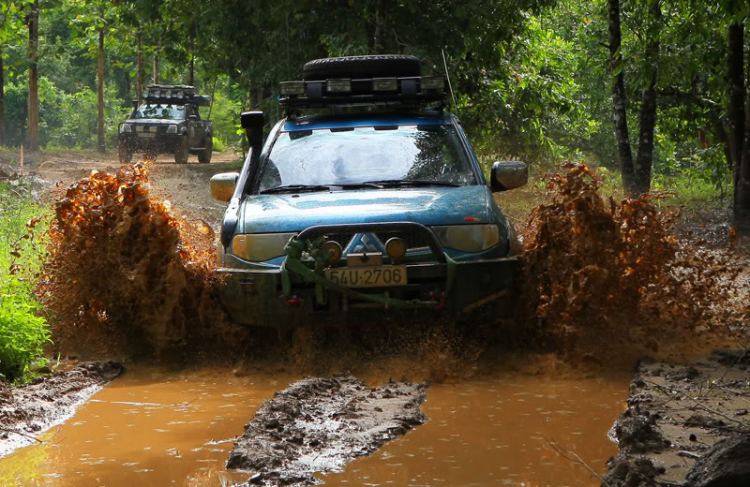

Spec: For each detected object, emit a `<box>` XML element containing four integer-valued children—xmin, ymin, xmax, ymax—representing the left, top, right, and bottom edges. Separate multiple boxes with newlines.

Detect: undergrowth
<box><xmin>0</xmin><ymin>182</ymin><xmax>50</xmax><ymax>383</ymax></box>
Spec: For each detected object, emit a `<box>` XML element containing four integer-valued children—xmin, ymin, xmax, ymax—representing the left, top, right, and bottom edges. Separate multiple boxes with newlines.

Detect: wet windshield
<box><xmin>133</xmin><ymin>104</ymin><xmax>186</xmax><ymax>120</ymax></box>
<box><xmin>258</xmin><ymin>125</ymin><xmax>476</xmax><ymax>192</ymax></box>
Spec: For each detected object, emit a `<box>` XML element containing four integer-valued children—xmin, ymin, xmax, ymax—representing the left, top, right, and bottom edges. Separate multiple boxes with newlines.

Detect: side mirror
<box><xmin>210</xmin><ymin>172</ymin><xmax>239</xmax><ymax>202</ymax></box>
<box><xmin>491</xmin><ymin>161</ymin><xmax>528</xmax><ymax>192</ymax></box>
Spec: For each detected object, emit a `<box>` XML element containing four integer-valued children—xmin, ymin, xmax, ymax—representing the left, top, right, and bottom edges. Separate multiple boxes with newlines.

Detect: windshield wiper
<box><xmin>337</xmin><ymin>182</ymin><xmax>385</xmax><ymax>189</ymax></box>
<box><xmin>363</xmin><ymin>179</ymin><xmax>461</xmax><ymax>188</ymax></box>
<box><xmin>260</xmin><ymin>184</ymin><xmax>331</xmax><ymax>194</ymax></box>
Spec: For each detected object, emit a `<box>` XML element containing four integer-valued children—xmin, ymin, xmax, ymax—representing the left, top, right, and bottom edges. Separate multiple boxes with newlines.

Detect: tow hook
<box><xmin>430</xmin><ymin>292</ymin><xmax>446</xmax><ymax>311</ymax></box>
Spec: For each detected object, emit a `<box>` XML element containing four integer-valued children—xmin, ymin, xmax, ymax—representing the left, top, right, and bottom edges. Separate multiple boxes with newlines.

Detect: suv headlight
<box><xmin>432</xmin><ymin>224</ymin><xmax>501</xmax><ymax>252</ymax></box>
<box><xmin>120</xmin><ymin>124</ymin><xmax>132</xmax><ymax>133</ymax></box>
<box><xmin>231</xmin><ymin>233</ymin><xmax>297</xmax><ymax>262</ymax></box>
<box><xmin>166</xmin><ymin>125</ymin><xmax>178</xmax><ymax>134</ymax></box>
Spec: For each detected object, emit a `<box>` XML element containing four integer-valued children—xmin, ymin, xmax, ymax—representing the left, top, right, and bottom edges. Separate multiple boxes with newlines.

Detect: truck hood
<box><xmin>237</xmin><ymin>185</ymin><xmax>493</xmax><ymax>233</ymax></box>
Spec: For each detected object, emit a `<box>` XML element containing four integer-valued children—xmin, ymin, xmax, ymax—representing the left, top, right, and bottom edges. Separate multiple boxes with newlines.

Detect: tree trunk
<box><xmin>372</xmin><ymin>0</ymin><xmax>387</xmax><ymax>54</ymax></box>
<box><xmin>608</xmin><ymin>0</ymin><xmax>635</xmax><ymax>194</ymax></box>
<box><xmin>153</xmin><ymin>37</ymin><xmax>159</xmax><ymax>83</ymax></box>
<box><xmin>97</xmin><ymin>5</ymin><xmax>105</xmax><ymax>154</ymax></box>
<box><xmin>736</xmin><ymin>20</ymin><xmax>750</xmax><ymax>233</ymax></box>
<box><xmin>27</xmin><ymin>0</ymin><xmax>40</xmax><ymax>151</ymax></box>
<box><xmin>188</xmin><ymin>28</ymin><xmax>195</xmax><ymax>86</ymax></box>
<box><xmin>0</xmin><ymin>44</ymin><xmax>5</xmax><ymax>147</ymax></box>
<box><xmin>728</xmin><ymin>21</ymin><xmax>744</xmax><ymax>173</ymax></box>
<box><xmin>137</xmin><ymin>32</ymin><xmax>144</xmax><ymax>105</ymax></box>
<box><xmin>633</xmin><ymin>1</ymin><xmax>661</xmax><ymax>195</ymax></box>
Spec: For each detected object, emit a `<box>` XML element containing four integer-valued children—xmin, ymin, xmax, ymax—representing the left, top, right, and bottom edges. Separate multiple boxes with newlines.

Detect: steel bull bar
<box><xmin>217</xmin><ymin>222</ymin><xmax>520</xmax><ymax>326</ymax></box>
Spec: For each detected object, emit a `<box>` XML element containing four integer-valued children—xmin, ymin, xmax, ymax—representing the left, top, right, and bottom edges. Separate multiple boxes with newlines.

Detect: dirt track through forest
<box><xmin>2</xmin><ymin>149</ymin><xmax>749</xmax><ymax>486</ymax></box>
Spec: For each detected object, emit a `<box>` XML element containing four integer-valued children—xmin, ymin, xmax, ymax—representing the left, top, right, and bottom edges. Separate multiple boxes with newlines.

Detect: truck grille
<box><xmin>323</xmin><ymin>230</ymin><xmax>431</xmax><ymax>251</ymax></box>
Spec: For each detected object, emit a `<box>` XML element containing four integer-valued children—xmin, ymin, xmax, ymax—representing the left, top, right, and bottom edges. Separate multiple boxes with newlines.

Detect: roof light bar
<box><xmin>373</xmin><ymin>78</ymin><xmax>398</xmax><ymax>92</ymax></box>
<box><xmin>420</xmin><ymin>76</ymin><xmax>445</xmax><ymax>92</ymax></box>
<box><xmin>326</xmin><ymin>79</ymin><xmax>351</xmax><ymax>93</ymax></box>
<box><xmin>280</xmin><ymin>81</ymin><xmax>305</xmax><ymax>96</ymax></box>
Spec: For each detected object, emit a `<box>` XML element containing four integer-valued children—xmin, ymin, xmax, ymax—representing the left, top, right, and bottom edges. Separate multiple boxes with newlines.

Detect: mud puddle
<box><xmin>0</xmin><ymin>367</ymin><xmax>297</xmax><ymax>487</ymax></box>
<box><xmin>0</xmin><ymin>368</ymin><xmax>628</xmax><ymax>486</ymax></box>
<box><xmin>319</xmin><ymin>374</ymin><xmax>629</xmax><ymax>486</ymax></box>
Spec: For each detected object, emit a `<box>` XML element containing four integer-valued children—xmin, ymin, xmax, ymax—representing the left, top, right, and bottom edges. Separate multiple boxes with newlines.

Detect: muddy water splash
<box><xmin>38</xmin><ymin>162</ymin><xmax>245</xmax><ymax>356</ymax></box>
<box><xmin>522</xmin><ymin>163</ymin><xmax>745</xmax><ymax>362</ymax></box>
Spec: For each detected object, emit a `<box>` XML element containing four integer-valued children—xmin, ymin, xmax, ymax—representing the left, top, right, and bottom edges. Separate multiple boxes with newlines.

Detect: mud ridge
<box><xmin>0</xmin><ymin>361</ymin><xmax>124</xmax><ymax>457</ymax></box>
<box><xmin>602</xmin><ymin>351</ymin><xmax>750</xmax><ymax>486</ymax></box>
<box><xmin>227</xmin><ymin>376</ymin><xmax>427</xmax><ymax>486</ymax></box>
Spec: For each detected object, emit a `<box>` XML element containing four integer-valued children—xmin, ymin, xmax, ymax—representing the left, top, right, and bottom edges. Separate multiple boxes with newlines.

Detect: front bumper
<box><xmin>217</xmin><ymin>256</ymin><xmax>520</xmax><ymax>327</ymax></box>
<box><xmin>119</xmin><ymin>133</ymin><xmax>183</xmax><ymax>153</ymax></box>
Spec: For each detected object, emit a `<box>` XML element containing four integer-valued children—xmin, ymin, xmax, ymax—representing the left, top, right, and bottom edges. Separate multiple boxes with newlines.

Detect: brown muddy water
<box><xmin>0</xmin><ymin>368</ymin><xmax>628</xmax><ymax>487</ymax></box>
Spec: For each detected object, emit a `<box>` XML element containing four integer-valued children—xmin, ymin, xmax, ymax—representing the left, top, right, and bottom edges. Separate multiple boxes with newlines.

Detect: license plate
<box><xmin>325</xmin><ymin>265</ymin><xmax>407</xmax><ymax>288</ymax></box>
<box><xmin>138</xmin><ymin>133</ymin><xmax>155</xmax><ymax>138</ymax></box>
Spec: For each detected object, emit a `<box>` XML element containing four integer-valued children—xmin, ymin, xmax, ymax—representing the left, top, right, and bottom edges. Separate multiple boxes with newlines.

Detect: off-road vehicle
<box><xmin>118</xmin><ymin>84</ymin><xmax>213</xmax><ymax>164</ymax></box>
<box><xmin>209</xmin><ymin>55</ymin><xmax>527</xmax><ymax>327</ymax></box>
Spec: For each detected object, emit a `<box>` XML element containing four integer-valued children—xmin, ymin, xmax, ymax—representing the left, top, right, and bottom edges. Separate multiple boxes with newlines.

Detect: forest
<box><xmin>0</xmin><ymin>0</ymin><xmax>749</xmax><ymax>228</ymax></box>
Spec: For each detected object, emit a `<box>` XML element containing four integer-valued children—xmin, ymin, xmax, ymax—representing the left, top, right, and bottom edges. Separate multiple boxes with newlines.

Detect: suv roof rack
<box><xmin>142</xmin><ymin>84</ymin><xmax>211</xmax><ymax>107</ymax></box>
<box><xmin>278</xmin><ymin>75</ymin><xmax>447</xmax><ymax>111</ymax></box>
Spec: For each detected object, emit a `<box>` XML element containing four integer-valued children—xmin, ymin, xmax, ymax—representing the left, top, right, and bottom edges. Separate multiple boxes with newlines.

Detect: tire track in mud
<box><xmin>0</xmin><ymin>362</ymin><xmax>123</xmax><ymax>458</ymax></box>
<box><xmin>603</xmin><ymin>350</ymin><xmax>750</xmax><ymax>487</ymax></box>
<box><xmin>227</xmin><ymin>376</ymin><xmax>427</xmax><ymax>486</ymax></box>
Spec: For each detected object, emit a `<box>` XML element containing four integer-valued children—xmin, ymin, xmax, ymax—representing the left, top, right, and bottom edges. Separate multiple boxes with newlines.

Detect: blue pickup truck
<box><xmin>210</xmin><ymin>55</ymin><xmax>527</xmax><ymax>327</ymax></box>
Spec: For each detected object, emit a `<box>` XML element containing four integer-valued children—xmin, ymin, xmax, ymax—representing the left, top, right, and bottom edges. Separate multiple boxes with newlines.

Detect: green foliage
<box><xmin>0</xmin><ymin>183</ymin><xmax>51</xmax><ymax>383</ymax></box>
<box><xmin>48</xmin><ymin>83</ymin><xmax>131</xmax><ymax>149</ymax></box>
<box><xmin>2</xmin><ymin>76</ymin><xmax>130</xmax><ymax>149</ymax></box>
<box><xmin>205</xmin><ymin>82</ymin><xmax>244</xmax><ymax>148</ymax></box>
<box><xmin>212</xmin><ymin>136</ymin><xmax>224</xmax><ymax>152</ymax></box>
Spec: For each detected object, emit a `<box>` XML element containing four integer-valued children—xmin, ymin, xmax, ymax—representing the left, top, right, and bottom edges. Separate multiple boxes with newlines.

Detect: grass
<box><xmin>0</xmin><ymin>181</ymin><xmax>51</xmax><ymax>383</ymax></box>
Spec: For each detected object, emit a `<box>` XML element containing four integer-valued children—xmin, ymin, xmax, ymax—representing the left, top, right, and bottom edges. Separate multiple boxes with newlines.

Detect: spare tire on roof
<box><xmin>302</xmin><ymin>55</ymin><xmax>421</xmax><ymax>80</ymax></box>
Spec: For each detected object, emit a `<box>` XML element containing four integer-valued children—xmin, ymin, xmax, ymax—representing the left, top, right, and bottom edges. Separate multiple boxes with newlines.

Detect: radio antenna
<box><xmin>442</xmin><ymin>48</ymin><xmax>457</xmax><ymax>107</ymax></box>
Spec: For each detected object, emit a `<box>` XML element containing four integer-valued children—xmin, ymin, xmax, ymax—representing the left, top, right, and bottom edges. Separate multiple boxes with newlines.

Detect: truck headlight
<box><xmin>166</xmin><ymin>125</ymin><xmax>178</xmax><ymax>134</ymax></box>
<box><xmin>432</xmin><ymin>224</ymin><xmax>501</xmax><ymax>252</ymax></box>
<box><xmin>120</xmin><ymin>124</ymin><xmax>132</xmax><ymax>133</ymax></box>
<box><xmin>231</xmin><ymin>233</ymin><xmax>297</xmax><ymax>262</ymax></box>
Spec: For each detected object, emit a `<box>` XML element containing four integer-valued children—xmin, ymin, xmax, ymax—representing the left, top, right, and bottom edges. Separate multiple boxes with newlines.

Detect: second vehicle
<box><xmin>118</xmin><ymin>84</ymin><xmax>213</xmax><ymax>164</ymax></box>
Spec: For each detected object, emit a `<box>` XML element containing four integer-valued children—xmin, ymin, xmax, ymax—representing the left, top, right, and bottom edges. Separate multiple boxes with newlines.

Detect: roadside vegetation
<box><xmin>0</xmin><ymin>180</ymin><xmax>49</xmax><ymax>383</ymax></box>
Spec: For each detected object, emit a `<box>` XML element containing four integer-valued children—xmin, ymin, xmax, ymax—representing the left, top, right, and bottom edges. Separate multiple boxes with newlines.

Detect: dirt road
<box><xmin>0</xmin><ymin>148</ymin><xmax>240</xmax><ymax>230</ymax></box>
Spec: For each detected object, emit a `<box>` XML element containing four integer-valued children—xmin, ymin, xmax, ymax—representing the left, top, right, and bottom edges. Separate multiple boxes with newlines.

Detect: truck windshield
<box><xmin>133</xmin><ymin>104</ymin><xmax>185</xmax><ymax>120</ymax></box>
<box><xmin>258</xmin><ymin>125</ymin><xmax>476</xmax><ymax>192</ymax></box>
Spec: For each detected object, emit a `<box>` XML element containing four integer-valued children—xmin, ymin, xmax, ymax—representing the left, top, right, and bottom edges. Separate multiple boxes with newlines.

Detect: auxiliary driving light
<box><xmin>322</xmin><ymin>240</ymin><xmax>343</xmax><ymax>263</ymax></box>
<box><xmin>326</xmin><ymin>79</ymin><xmax>352</xmax><ymax>93</ymax></box>
<box><xmin>373</xmin><ymin>78</ymin><xmax>398</xmax><ymax>92</ymax></box>
<box><xmin>280</xmin><ymin>81</ymin><xmax>305</xmax><ymax>96</ymax></box>
<box><xmin>385</xmin><ymin>237</ymin><xmax>407</xmax><ymax>261</ymax></box>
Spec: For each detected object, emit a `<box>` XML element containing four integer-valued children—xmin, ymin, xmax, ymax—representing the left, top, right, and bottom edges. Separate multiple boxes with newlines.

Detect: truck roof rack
<box><xmin>142</xmin><ymin>84</ymin><xmax>211</xmax><ymax>107</ymax></box>
<box><xmin>278</xmin><ymin>75</ymin><xmax>447</xmax><ymax>111</ymax></box>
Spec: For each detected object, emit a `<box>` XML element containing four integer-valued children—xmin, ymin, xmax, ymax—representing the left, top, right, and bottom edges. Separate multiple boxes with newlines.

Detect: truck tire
<box><xmin>118</xmin><ymin>141</ymin><xmax>132</xmax><ymax>164</ymax></box>
<box><xmin>302</xmin><ymin>55</ymin><xmax>421</xmax><ymax>80</ymax></box>
<box><xmin>198</xmin><ymin>137</ymin><xmax>213</xmax><ymax>164</ymax></box>
<box><xmin>174</xmin><ymin>136</ymin><xmax>189</xmax><ymax>164</ymax></box>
